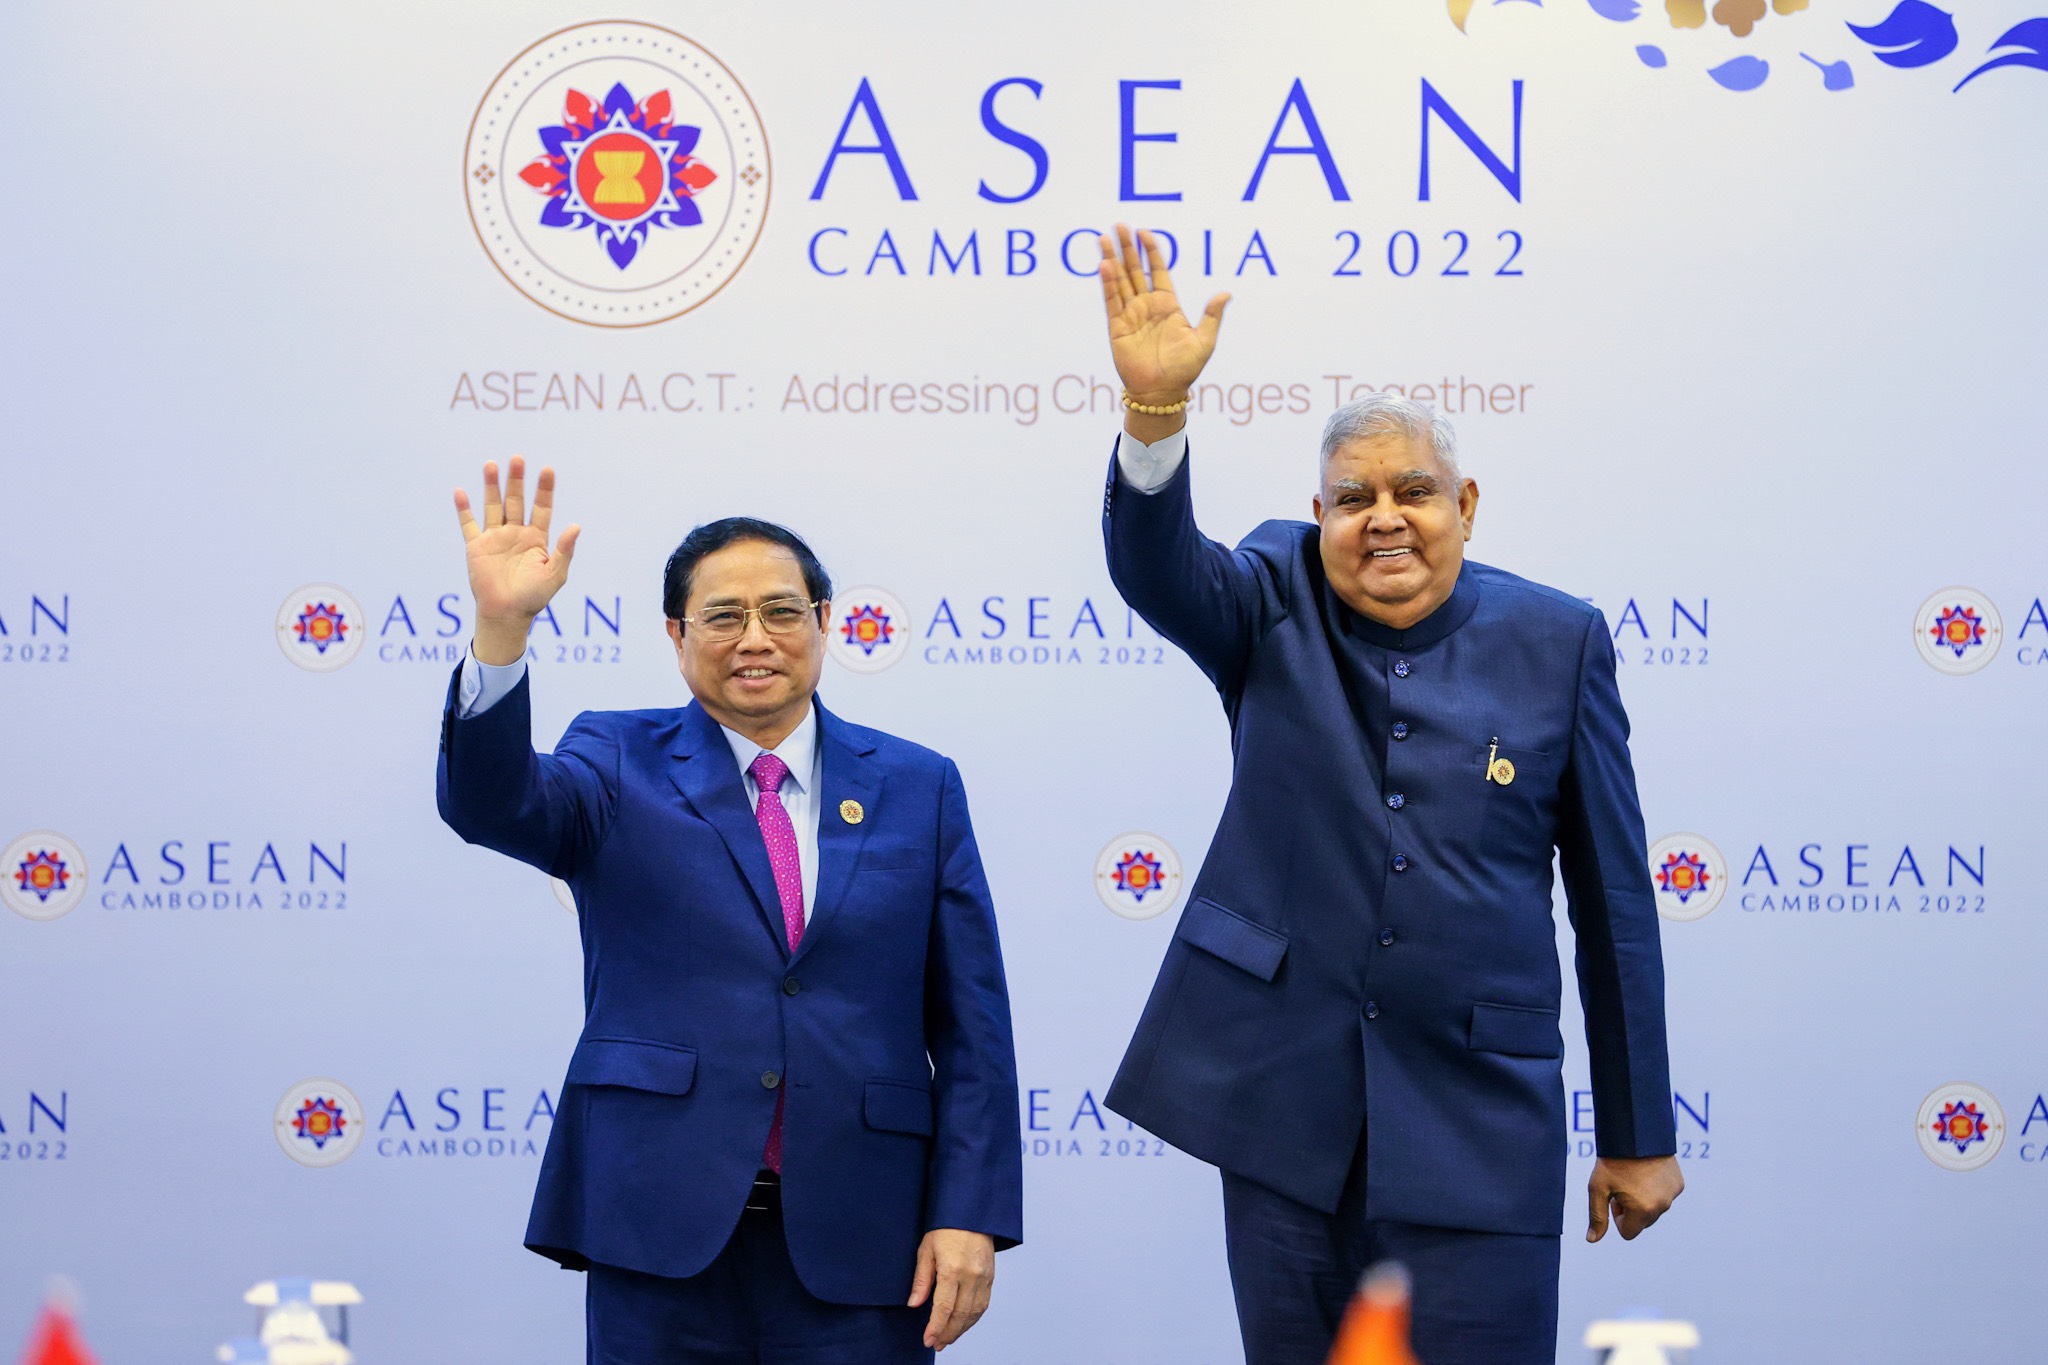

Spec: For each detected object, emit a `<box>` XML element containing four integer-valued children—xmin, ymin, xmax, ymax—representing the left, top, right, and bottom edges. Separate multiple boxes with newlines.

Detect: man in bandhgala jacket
<box><xmin>434</xmin><ymin>459</ymin><xmax>1021</xmax><ymax>1364</ymax></box>
<box><xmin>1091</xmin><ymin>227</ymin><xmax>1683</xmax><ymax>1365</ymax></box>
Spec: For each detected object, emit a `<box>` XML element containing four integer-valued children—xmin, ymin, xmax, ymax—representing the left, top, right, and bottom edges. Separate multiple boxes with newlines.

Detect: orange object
<box><xmin>15</xmin><ymin>1302</ymin><xmax>99</xmax><ymax>1365</ymax></box>
<box><xmin>1326</xmin><ymin>1263</ymin><xmax>1420</xmax><ymax>1365</ymax></box>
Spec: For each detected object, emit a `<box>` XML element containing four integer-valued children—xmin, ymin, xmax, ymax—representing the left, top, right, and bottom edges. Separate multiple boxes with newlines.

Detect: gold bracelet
<box><xmin>1122</xmin><ymin>391</ymin><xmax>1191</xmax><ymax>416</ymax></box>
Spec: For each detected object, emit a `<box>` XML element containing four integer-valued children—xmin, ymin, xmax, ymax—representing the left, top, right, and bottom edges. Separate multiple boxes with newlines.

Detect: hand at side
<box><xmin>907</xmin><ymin>1228</ymin><xmax>995</xmax><ymax>1350</ymax></box>
<box><xmin>1587</xmin><ymin>1154</ymin><xmax>1684</xmax><ymax>1242</ymax></box>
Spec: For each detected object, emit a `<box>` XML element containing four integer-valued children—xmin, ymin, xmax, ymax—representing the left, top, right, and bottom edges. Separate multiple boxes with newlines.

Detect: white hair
<box><xmin>1318</xmin><ymin>394</ymin><xmax>1461</xmax><ymax>488</ymax></box>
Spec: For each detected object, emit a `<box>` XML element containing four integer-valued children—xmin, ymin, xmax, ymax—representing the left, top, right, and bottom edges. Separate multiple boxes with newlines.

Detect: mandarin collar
<box><xmin>1337</xmin><ymin>562</ymin><xmax>1482</xmax><ymax>651</ymax></box>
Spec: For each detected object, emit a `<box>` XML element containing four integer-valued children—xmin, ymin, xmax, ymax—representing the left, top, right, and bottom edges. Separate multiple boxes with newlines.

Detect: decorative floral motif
<box><xmin>518</xmin><ymin>82</ymin><xmax>718</xmax><ymax>271</ymax></box>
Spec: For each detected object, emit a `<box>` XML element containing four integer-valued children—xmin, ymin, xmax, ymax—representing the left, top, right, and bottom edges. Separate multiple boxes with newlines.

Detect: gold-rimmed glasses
<box><xmin>679</xmin><ymin>597</ymin><xmax>823</xmax><ymax>642</ymax></box>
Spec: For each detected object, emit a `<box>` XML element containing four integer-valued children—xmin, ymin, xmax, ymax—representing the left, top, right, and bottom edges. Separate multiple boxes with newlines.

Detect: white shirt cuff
<box><xmin>1114</xmin><ymin>429</ymin><xmax>1188</xmax><ymax>494</ymax></box>
<box><xmin>457</xmin><ymin>648</ymin><xmax>529</xmax><ymax>718</ymax></box>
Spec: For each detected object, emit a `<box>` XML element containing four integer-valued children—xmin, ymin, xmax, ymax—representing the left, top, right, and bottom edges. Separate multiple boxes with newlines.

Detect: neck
<box><xmin>707</xmin><ymin>700</ymin><xmax>810</xmax><ymax>751</ymax></box>
<box><xmin>1349</xmin><ymin>581</ymin><xmax>1454</xmax><ymax>632</ymax></box>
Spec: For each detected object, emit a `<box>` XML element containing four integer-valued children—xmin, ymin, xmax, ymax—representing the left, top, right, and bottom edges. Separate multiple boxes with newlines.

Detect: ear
<box><xmin>816</xmin><ymin>599</ymin><xmax>834</xmax><ymax>637</ymax></box>
<box><xmin>1458</xmin><ymin>479</ymin><xmax>1480</xmax><ymax>541</ymax></box>
<box><xmin>1312</xmin><ymin>494</ymin><xmax>1326</xmax><ymax>526</ymax></box>
<box><xmin>664</xmin><ymin>618</ymin><xmax>685</xmax><ymax>655</ymax></box>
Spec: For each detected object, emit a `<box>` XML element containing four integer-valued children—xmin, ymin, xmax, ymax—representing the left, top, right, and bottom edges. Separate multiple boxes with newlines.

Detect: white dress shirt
<box><xmin>458</xmin><ymin>653</ymin><xmax>822</xmax><ymax>924</ymax></box>
<box><xmin>1114</xmin><ymin>427</ymin><xmax>1189</xmax><ymax>493</ymax></box>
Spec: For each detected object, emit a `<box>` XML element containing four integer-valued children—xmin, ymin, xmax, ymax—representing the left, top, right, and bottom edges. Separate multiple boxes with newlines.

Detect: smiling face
<box><xmin>1313</xmin><ymin>433</ymin><xmax>1479</xmax><ymax>630</ymax></box>
<box><xmin>663</xmin><ymin>539</ymin><xmax>831</xmax><ymax>747</ymax></box>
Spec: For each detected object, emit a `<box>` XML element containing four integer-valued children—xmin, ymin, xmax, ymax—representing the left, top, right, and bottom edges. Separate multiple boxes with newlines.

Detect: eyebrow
<box><xmin>1330</xmin><ymin>471</ymin><xmax>1441</xmax><ymax>495</ymax></box>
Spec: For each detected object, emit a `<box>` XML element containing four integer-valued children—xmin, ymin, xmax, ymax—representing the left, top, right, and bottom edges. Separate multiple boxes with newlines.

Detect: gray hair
<box><xmin>1318</xmin><ymin>394</ymin><xmax>1461</xmax><ymax>488</ymax></box>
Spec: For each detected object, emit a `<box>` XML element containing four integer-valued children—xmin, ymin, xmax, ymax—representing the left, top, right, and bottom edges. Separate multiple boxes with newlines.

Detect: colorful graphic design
<box><xmin>1916</xmin><ymin>1083</ymin><xmax>2005</xmax><ymax>1171</ymax></box>
<box><xmin>1913</xmin><ymin>588</ymin><xmax>2002</xmax><ymax>675</ymax></box>
<box><xmin>1095</xmin><ymin>833</ymin><xmax>1184</xmax><ymax>920</ymax></box>
<box><xmin>517</xmin><ymin>83</ymin><xmax>718</xmax><ymax>271</ymax></box>
<box><xmin>1</xmin><ymin>830</ymin><xmax>88</xmax><ymax>921</ymax></box>
<box><xmin>13</xmin><ymin>850</ymin><xmax>70</xmax><ymax>903</ymax></box>
<box><xmin>1646</xmin><ymin>833</ymin><xmax>1728</xmax><ymax>921</ymax></box>
<box><xmin>291</xmin><ymin>1096</ymin><xmax>349</xmax><ymax>1151</ymax></box>
<box><xmin>464</xmin><ymin>22</ymin><xmax>770</xmax><ymax>326</ymax></box>
<box><xmin>1450</xmin><ymin>0</ymin><xmax>2048</xmax><ymax>94</ymax></box>
<box><xmin>293</xmin><ymin>602</ymin><xmax>348</xmax><ymax>654</ymax></box>
<box><xmin>839</xmin><ymin>604</ymin><xmax>896</xmax><ymax>656</ymax></box>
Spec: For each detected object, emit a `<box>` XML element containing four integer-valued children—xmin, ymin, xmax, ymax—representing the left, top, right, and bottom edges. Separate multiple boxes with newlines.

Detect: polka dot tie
<box><xmin>749</xmin><ymin>751</ymin><xmax>804</xmax><ymax>1172</ymax></box>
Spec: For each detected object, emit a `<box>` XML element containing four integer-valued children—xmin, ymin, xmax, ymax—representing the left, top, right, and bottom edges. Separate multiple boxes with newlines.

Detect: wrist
<box><xmin>472</xmin><ymin>615</ymin><xmax>535</xmax><ymax>666</ymax></box>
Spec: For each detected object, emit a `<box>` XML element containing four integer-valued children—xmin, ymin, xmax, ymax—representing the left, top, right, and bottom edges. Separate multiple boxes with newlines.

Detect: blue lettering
<box><xmin>29</xmin><ymin>1092</ymin><xmax>66</xmax><ymax>1134</ymax></box>
<box><xmin>483</xmin><ymin>1088</ymin><xmax>505</xmax><ymax>1132</ymax></box>
<box><xmin>436</xmin><ymin>1087</ymin><xmax>461</xmax><ymax>1132</ymax></box>
<box><xmin>1243</xmin><ymin>79</ymin><xmax>1349</xmax><ymax>201</ymax></box>
<box><xmin>1948</xmin><ymin>846</ymin><xmax>1985</xmax><ymax>887</ymax></box>
<box><xmin>1673</xmin><ymin>598</ymin><xmax>1708</xmax><ymax>639</ymax></box>
<box><xmin>2021</xmin><ymin>599</ymin><xmax>2048</xmax><ymax>638</ymax></box>
<box><xmin>1071</xmin><ymin>599</ymin><xmax>1105</xmax><ymax>639</ymax></box>
<box><xmin>1028</xmin><ymin>597</ymin><xmax>1050</xmax><ymax>640</ymax></box>
<box><xmin>381</xmin><ymin>597</ymin><xmax>416</xmax><ymax>637</ymax></box>
<box><xmin>927</xmin><ymin>599</ymin><xmax>960</xmax><ymax>639</ymax></box>
<box><xmin>208</xmin><ymin>841</ymin><xmax>231</xmax><ymax>885</ymax></box>
<box><xmin>930</xmin><ymin>229</ymin><xmax>981</xmax><ymax>275</ymax></box>
<box><xmin>809</xmin><ymin>227</ymin><xmax>849</xmax><ymax>276</ymax></box>
<box><xmin>1846</xmin><ymin>844</ymin><xmax>1868</xmax><ymax>888</ymax></box>
<box><xmin>1674</xmin><ymin>1092</ymin><xmax>1709</xmax><ymax>1133</ymax></box>
<box><xmin>1027</xmin><ymin>1087</ymin><xmax>1050</xmax><ymax>1132</ymax></box>
<box><xmin>981</xmin><ymin>596</ymin><xmax>1007</xmax><ymax>639</ymax></box>
<box><xmin>1743</xmin><ymin>846</ymin><xmax>1777</xmax><ymax>887</ymax></box>
<box><xmin>585</xmin><ymin>597</ymin><xmax>620</xmax><ymax>637</ymax></box>
<box><xmin>31</xmin><ymin>596</ymin><xmax>68</xmax><ymax>636</ymax></box>
<box><xmin>1070</xmin><ymin>1090</ymin><xmax>1106</xmax><ymax>1131</ymax></box>
<box><xmin>978</xmin><ymin>78</ymin><xmax>1048</xmax><ymax>203</ymax></box>
<box><xmin>311</xmin><ymin>843</ymin><xmax>347</xmax><ymax>883</ymax></box>
<box><xmin>1614</xmin><ymin>599</ymin><xmax>1649</xmax><ymax>640</ymax></box>
<box><xmin>2023</xmin><ymin>1095</ymin><xmax>2048</xmax><ymax>1135</ymax></box>
<box><xmin>527</xmin><ymin>1091</ymin><xmax>556</xmax><ymax>1130</ymax></box>
<box><xmin>251</xmin><ymin>843</ymin><xmax>286</xmax><ymax>885</ymax></box>
<box><xmin>1118</xmin><ymin>80</ymin><xmax>1181</xmax><ymax>202</ymax></box>
<box><xmin>159</xmin><ymin>841</ymin><xmax>186</xmax><ymax>886</ymax></box>
<box><xmin>381</xmin><ymin>1091</ymin><xmax>416</xmax><ymax>1131</ymax></box>
<box><xmin>868</xmin><ymin>229</ymin><xmax>906</xmax><ymax>276</ymax></box>
<box><xmin>810</xmin><ymin>78</ymin><xmax>917</xmax><ymax>200</ymax></box>
<box><xmin>1797</xmin><ymin>844</ymin><xmax>1823</xmax><ymax>888</ymax></box>
<box><xmin>1419</xmin><ymin>78</ymin><xmax>1524</xmax><ymax>202</ymax></box>
<box><xmin>1006</xmin><ymin>228</ymin><xmax>1037</xmax><ymax>276</ymax></box>
<box><xmin>1236</xmin><ymin>231</ymin><xmax>1276</xmax><ymax>276</ymax></box>
<box><xmin>436</xmin><ymin>593</ymin><xmax>463</xmax><ymax>637</ymax></box>
<box><xmin>107</xmin><ymin>844</ymin><xmax>138</xmax><ymax>884</ymax></box>
<box><xmin>1890</xmin><ymin>846</ymin><xmax>1924</xmax><ymax>886</ymax></box>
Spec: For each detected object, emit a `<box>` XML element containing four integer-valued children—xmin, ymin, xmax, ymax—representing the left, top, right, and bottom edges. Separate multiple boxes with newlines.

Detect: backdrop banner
<box><xmin>3</xmin><ymin>1</ymin><xmax>2044</xmax><ymax>1360</ymax></box>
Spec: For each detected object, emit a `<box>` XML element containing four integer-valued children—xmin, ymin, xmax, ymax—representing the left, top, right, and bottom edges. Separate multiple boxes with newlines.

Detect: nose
<box><xmin>735</xmin><ymin>611</ymin><xmax>775</xmax><ymax>650</ymax></box>
<box><xmin>1365</xmin><ymin>495</ymin><xmax>1408</xmax><ymax>533</ymax></box>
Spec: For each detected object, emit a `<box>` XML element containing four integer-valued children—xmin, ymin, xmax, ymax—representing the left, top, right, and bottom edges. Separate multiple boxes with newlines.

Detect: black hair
<box><xmin>661</xmin><ymin>518</ymin><xmax>833</xmax><ymax>621</ymax></box>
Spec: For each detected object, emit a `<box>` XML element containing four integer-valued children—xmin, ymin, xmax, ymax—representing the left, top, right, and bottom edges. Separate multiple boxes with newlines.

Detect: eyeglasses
<box><xmin>680</xmin><ymin>597</ymin><xmax>823</xmax><ymax>642</ymax></box>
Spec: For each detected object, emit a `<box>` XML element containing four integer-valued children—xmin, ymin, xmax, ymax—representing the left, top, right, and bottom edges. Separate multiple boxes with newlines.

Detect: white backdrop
<box><xmin>4</xmin><ymin>2</ymin><xmax>2046</xmax><ymax>1360</ymax></box>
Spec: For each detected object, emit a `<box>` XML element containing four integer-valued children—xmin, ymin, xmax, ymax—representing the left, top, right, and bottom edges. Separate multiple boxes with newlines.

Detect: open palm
<box><xmin>1098</xmin><ymin>224</ymin><xmax>1230</xmax><ymax>398</ymax></box>
<box><xmin>455</xmin><ymin>457</ymin><xmax>579</xmax><ymax>624</ymax></box>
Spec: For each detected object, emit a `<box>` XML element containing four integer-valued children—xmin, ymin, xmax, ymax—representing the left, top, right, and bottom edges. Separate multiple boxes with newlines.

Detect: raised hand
<box><xmin>454</xmin><ymin>456</ymin><xmax>580</xmax><ymax>665</ymax></box>
<box><xmin>1098</xmin><ymin>223</ymin><xmax>1230</xmax><ymax>405</ymax></box>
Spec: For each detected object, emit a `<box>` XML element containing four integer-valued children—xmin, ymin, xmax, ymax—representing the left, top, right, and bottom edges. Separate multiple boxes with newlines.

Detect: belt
<box><xmin>744</xmin><ymin>1169</ymin><xmax>782</xmax><ymax>1215</ymax></box>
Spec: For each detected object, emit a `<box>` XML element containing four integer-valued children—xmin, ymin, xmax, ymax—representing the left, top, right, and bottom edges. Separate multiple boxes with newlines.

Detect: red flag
<box><xmin>15</xmin><ymin>1301</ymin><xmax>100</xmax><ymax>1365</ymax></box>
<box><xmin>1326</xmin><ymin>1263</ymin><xmax>1420</xmax><ymax>1365</ymax></box>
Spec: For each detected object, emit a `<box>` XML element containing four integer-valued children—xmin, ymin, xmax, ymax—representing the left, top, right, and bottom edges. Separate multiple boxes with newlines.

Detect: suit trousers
<box><xmin>585</xmin><ymin>1197</ymin><xmax>933</xmax><ymax>1365</ymax></box>
<box><xmin>1220</xmin><ymin>1134</ymin><xmax>1560</xmax><ymax>1365</ymax></box>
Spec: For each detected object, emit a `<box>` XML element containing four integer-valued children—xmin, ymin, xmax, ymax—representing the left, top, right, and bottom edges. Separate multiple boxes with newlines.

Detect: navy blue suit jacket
<box><xmin>1102</xmin><ymin>451</ymin><xmax>1675</xmax><ymax>1236</ymax></box>
<box><xmin>436</xmin><ymin>670</ymin><xmax>1022</xmax><ymax>1303</ymax></box>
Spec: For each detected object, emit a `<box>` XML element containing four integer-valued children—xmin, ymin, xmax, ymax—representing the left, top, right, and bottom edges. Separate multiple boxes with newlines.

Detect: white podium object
<box><xmin>1585</xmin><ymin>1317</ymin><xmax>1700</xmax><ymax>1365</ymax></box>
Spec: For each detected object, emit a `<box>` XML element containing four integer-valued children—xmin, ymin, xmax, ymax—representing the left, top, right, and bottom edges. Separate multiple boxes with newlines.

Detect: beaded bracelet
<box><xmin>1122</xmin><ymin>391</ymin><xmax>1191</xmax><ymax>415</ymax></box>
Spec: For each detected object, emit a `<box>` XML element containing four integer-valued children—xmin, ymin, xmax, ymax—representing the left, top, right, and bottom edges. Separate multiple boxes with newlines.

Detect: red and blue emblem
<box><xmin>1930</xmin><ymin>603</ymin><xmax>1987</xmax><ymax>659</ymax></box>
<box><xmin>518</xmin><ymin>83</ymin><xmax>718</xmax><ymax>270</ymax></box>
<box><xmin>294</xmin><ymin>601</ymin><xmax>348</xmax><ymax>654</ymax></box>
<box><xmin>12</xmin><ymin>850</ymin><xmax>70</xmax><ymax>903</ymax></box>
<box><xmin>1655</xmin><ymin>850</ymin><xmax>1711</xmax><ymax>904</ymax></box>
<box><xmin>1113</xmin><ymin>849</ymin><xmax>1166</xmax><ymax>903</ymax></box>
<box><xmin>840</xmin><ymin>604</ymin><xmax>896</xmax><ymax>656</ymax></box>
<box><xmin>291</xmin><ymin>1096</ymin><xmax>349</xmax><ymax>1150</ymax></box>
<box><xmin>1930</xmin><ymin>1099</ymin><xmax>1990</xmax><ymax>1155</ymax></box>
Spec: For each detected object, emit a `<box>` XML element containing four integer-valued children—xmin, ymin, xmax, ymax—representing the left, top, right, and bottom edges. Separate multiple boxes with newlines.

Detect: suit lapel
<box><xmin>666</xmin><ymin>702</ymin><xmax>790</xmax><ymax>957</ymax></box>
<box><xmin>795</xmin><ymin>701</ymin><xmax>881</xmax><ymax>963</ymax></box>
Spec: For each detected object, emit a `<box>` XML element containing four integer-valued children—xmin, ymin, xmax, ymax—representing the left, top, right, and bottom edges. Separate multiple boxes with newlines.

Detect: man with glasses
<box><xmin>436</xmin><ymin>459</ymin><xmax>1022</xmax><ymax>1364</ymax></box>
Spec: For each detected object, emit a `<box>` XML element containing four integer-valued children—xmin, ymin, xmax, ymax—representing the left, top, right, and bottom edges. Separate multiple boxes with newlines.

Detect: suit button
<box><xmin>1391</xmin><ymin>854</ymin><xmax>1410</xmax><ymax>872</ymax></box>
<box><xmin>1391</xmin><ymin>722</ymin><xmax>1409</xmax><ymax>741</ymax></box>
<box><xmin>1386</xmin><ymin>792</ymin><xmax>1405</xmax><ymax>810</ymax></box>
<box><xmin>1393</xmin><ymin>660</ymin><xmax>1411</xmax><ymax>678</ymax></box>
<box><xmin>1365</xmin><ymin>1001</ymin><xmax>1381</xmax><ymax>1019</ymax></box>
<box><xmin>1379</xmin><ymin>928</ymin><xmax>1395</xmax><ymax>947</ymax></box>
<box><xmin>783</xmin><ymin>976</ymin><xmax>801</xmax><ymax>996</ymax></box>
<box><xmin>761</xmin><ymin>1070</ymin><xmax>781</xmax><ymax>1090</ymax></box>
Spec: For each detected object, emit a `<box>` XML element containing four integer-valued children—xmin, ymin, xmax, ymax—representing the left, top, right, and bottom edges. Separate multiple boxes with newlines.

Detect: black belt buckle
<box><xmin>744</xmin><ymin>1170</ymin><xmax>782</xmax><ymax>1214</ymax></box>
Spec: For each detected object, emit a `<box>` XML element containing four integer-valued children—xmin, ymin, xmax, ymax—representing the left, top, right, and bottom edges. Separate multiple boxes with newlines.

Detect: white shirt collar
<box><xmin>719</xmin><ymin>703</ymin><xmax>820</xmax><ymax>795</ymax></box>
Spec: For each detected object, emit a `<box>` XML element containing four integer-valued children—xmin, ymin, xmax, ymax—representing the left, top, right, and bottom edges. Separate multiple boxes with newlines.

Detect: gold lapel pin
<box><xmin>1486</xmin><ymin>737</ymin><xmax>1516</xmax><ymax>786</ymax></box>
<box><xmin>839</xmin><ymin>799</ymin><xmax>865</xmax><ymax>825</ymax></box>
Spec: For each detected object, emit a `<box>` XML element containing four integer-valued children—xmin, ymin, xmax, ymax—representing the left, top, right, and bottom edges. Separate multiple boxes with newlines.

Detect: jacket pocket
<box><xmin>1467</xmin><ymin>1002</ymin><xmax>1563</xmax><ymax>1059</ymax></box>
<box><xmin>864</xmin><ymin>1078</ymin><xmax>935</xmax><ymax>1136</ymax></box>
<box><xmin>565</xmin><ymin>1036</ymin><xmax>699</xmax><ymax>1094</ymax></box>
<box><xmin>1176</xmin><ymin>897</ymin><xmax>1288</xmax><ymax>982</ymax></box>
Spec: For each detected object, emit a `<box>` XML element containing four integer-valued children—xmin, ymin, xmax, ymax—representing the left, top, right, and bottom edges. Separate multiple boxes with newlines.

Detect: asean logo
<box><xmin>1095</xmin><ymin>833</ymin><xmax>1185</xmax><ymax>920</ymax></box>
<box><xmin>275</xmin><ymin>1078</ymin><xmax>366</xmax><ymax>1168</ymax></box>
<box><xmin>1916</xmin><ymin>1082</ymin><xmax>2005</xmax><ymax>1172</ymax></box>
<box><xmin>1914</xmin><ymin>588</ymin><xmax>2002</xmax><ymax>675</ymax></box>
<box><xmin>2</xmin><ymin>830</ymin><xmax>89</xmax><ymax>922</ymax></box>
<box><xmin>465</xmin><ymin>22</ymin><xmax>770</xmax><ymax>327</ymax></box>
<box><xmin>1646</xmin><ymin>833</ymin><xmax>1727</xmax><ymax>922</ymax></box>
<box><xmin>827</xmin><ymin>587</ymin><xmax>912</xmax><ymax>675</ymax></box>
<box><xmin>275</xmin><ymin>584</ymin><xmax>366</xmax><ymax>672</ymax></box>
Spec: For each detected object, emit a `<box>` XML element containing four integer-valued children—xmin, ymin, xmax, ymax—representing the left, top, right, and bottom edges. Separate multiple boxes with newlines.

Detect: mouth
<box><xmin>733</xmin><ymin>667</ymin><xmax>781</xmax><ymax>682</ymax></box>
<box><xmin>1369</xmin><ymin>548</ymin><xmax>1416</xmax><ymax>561</ymax></box>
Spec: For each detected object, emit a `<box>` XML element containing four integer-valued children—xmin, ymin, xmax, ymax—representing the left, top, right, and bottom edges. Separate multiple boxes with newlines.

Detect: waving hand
<box><xmin>454</xmin><ymin>456</ymin><xmax>580</xmax><ymax>665</ymax></box>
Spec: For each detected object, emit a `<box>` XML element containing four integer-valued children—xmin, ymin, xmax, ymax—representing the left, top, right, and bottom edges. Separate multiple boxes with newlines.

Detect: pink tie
<box><xmin>750</xmin><ymin>751</ymin><xmax>804</xmax><ymax>1172</ymax></box>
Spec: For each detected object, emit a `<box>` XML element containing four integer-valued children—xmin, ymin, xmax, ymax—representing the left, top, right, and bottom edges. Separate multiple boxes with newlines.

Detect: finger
<box><xmin>552</xmin><ymin>524</ymin><xmax>581</xmax><ymax>580</ymax></box>
<box><xmin>1100</xmin><ymin>233</ymin><xmax>1133</xmax><ymax>308</ymax></box>
<box><xmin>1140</xmin><ymin>229</ymin><xmax>1174</xmax><ymax>296</ymax></box>
<box><xmin>504</xmin><ymin>454</ymin><xmax>527</xmax><ymax>528</ymax></box>
<box><xmin>1586</xmin><ymin>1184</ymin><xmax>1610</xmax><ymax>1243</ymax></box>
<box><xmin>925</xmin><ymin>1274</ymin><xmax>958</xmax><ymax>1348</ymax></box>
<box><xmin>1117</xmin><ymin>223</ymin><xmax>1145</xmax><ymax>295</ymax></box>
<box><xmin>1099</xmin><ymin>260</ymin><xmax>1130</xmax><ymax>322</ymax></box>
<box><xmin>1195</xmin><ymin>292</ymin><xmax>1232</xmax><ymax>350</ymax></box>
<box><xmin>482</xmin><ymin>461</ymin><xmax>503</xmax><ymax>529</ymax></box>
<box><xmin>908</xmin><ymin>1241</ymin><xmax>936</xmax><ymax>1308</ymax></box>
<box><xmin>1619</xmin><ymin>1198</ymin><xmax>1658</xmax><ymax>1240</ymax></box>
<box><xmin>531</xmin><ymin>466</ymin><xmax>556</xmax><ymax>540</ymax></box>
<box><xmin>454</xmin><ymin>489</ymin><xmax>481</xmax><ymax>544</ymax></box>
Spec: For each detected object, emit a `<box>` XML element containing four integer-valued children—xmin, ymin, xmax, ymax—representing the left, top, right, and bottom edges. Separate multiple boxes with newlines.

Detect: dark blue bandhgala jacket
<box><xmin>436</xmin><ymin>671</ymin><xmax>1022</xmax><ymax>1303</ymax></box>
<box><xmin>1102</xmin><ymin>449</ymin><xmax>1675</xmax><ymax>1236</ymax></box>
